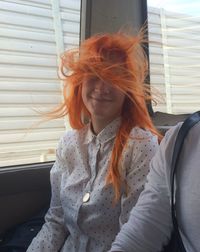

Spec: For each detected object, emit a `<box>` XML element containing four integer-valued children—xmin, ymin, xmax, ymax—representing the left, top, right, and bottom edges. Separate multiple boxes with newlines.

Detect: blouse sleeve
<box><xmin>110</xmin><ymin>126</ymin><xmax>178</xmax><ymax>252</ymax></box>
<box><xmin>119</xmin><ymin>130</ymin><xmax>159</xmax><ymax>226</ymax></box>
<box><xmin>27</xmin><ymin>137</ymin><xmax>69</xmax><ymax>252</ymax></box>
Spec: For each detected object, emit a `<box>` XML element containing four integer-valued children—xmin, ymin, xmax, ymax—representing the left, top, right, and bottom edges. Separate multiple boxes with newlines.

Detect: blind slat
<box><xmin>148</xmin><ymin>7</ymin><xmax>200</xmax><ymax>114</ymax></box>
<box><xmin>0</xmin><ymin>0</ymin><xmax>80</xmax><ymax>167</ymax></box>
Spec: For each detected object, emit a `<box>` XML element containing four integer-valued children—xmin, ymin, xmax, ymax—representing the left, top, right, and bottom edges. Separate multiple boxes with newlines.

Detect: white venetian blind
<box><xmin>148</xmin><ymin>6</ymin><xmax>200</xmax><ymax>114</ymax></box>
<box><xmin>0</xmin><ymin>0</ymin><xmax>81</xmax><ymax>167</ymax></box>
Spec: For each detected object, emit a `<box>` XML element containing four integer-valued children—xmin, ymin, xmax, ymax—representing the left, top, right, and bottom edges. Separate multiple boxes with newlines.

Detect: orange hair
<box><xmin>48</xmin><ymin>31</ymin><xmax>162</xmax><ymax>201</ymax></box>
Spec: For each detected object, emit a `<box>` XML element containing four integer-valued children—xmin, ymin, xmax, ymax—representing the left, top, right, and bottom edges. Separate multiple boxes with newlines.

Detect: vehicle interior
<box><xmin>0</xmin><ymin>0</ymin><xmax>198</xmax><ymax>246</ymax></box>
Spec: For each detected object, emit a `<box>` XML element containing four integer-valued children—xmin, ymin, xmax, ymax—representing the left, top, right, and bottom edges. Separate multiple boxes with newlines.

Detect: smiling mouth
<box><xmin>90</xmin><ymin>96</ymin><xmax>112</xmax><ymax>102</ymax></box>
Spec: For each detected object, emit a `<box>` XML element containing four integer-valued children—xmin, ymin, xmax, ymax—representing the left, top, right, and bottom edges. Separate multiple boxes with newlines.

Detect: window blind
<box><xmin>148</xmin><ymin>6</ymin><xmax>200</xmax><ymax>114</ymax></box>
<box><xmin>0</xmin><ymin>0</ymin><xmax>80</xmax><ymax>166</ymax></box>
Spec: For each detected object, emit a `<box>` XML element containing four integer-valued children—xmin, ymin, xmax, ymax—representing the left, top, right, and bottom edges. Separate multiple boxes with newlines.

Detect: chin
<box><xmin>93</xmin><ymin>112</ymin><xmax>106</xmax><ymax>118</ymax></box>
<box><xmin>91</xmin><ymin>107</ymin><xmax>105</xmax><ymax>115</ymax></box>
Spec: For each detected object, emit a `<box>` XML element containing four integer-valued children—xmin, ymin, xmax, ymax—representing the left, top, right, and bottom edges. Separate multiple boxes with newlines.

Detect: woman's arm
<box><xmin>119</xmin><ymin>131</ymin><xmax>158</xmax><ymax>226</ymax></box>
<box><xmin>27</xmin><ymin>138</ymin><xmax>69</xmax><ymax>252</ymax></box>
<box><xmin>110</xmin><ymin>127</ymin><xmax>180</xmax><ymax>252</ymax></box>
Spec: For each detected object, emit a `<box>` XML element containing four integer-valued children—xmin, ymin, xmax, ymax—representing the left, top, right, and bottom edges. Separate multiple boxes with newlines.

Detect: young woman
<box><xmin>27</xmin><ymin>32</ymin><xmax>161</xmax><ymax>252</ymax></box>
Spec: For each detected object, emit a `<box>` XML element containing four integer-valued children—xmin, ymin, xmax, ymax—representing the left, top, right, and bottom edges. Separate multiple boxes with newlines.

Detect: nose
<box><xmin>94</xmin><ymin>80</ymin><xmax>110</xmax><ymax>94</ymax></box>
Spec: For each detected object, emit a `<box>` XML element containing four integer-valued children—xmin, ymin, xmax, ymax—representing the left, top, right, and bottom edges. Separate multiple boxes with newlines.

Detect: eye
<box><xmin>87</xmin><ymin>76</ymin><xmax>98</xmax><ymax>85</ymax></box>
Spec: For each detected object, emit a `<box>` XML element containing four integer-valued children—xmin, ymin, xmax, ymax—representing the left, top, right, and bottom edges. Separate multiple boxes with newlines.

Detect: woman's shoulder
<box><xmin>61</xmin><ymin>128</ymin><xmax>78</xmax><ymax>143</ymax></box>
<box><xmin>56</xmin><ymin>126</ymin><xmax>88</xmax><ymax>153</ymax></box>
<box><xmin>124</xmin><ymin>127</ymin><xmax>159</xmax><ymax>161</ymax></box>
<box><xmin>57</xmin><ymin>129</ymin><xmax>75</xmax><ymax>148</ymax></box>
<box><xmin>129</xmin><ymin>127</ymin><xmax>158</xmax><ymax>142</ymax></box>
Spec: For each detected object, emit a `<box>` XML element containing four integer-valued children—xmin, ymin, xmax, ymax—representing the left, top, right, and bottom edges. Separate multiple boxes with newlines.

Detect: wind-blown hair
<box><xmin>49</xmin><ymin>31</ymin><xmax>161</xmax><ymax>201</ymax></box>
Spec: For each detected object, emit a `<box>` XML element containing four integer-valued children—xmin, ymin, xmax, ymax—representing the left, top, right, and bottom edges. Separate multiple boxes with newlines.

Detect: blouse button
<box><xmin>83</xmin><ymin>192</ymin><xmax>90</xmax><ymax>203</ymax></box>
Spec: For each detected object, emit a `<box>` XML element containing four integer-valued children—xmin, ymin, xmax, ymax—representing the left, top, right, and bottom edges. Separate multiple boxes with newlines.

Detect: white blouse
<box><xmin>27</xmin><ymin>118</ymin><xmax>158</xmax><ymax>252</ymax></box>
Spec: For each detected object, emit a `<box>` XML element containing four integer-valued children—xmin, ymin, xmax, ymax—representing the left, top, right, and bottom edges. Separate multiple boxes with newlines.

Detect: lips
<box><xmin>90</xmin><ymin>96</ymin><xmax>112</xmax><ymax>102</ymax></box>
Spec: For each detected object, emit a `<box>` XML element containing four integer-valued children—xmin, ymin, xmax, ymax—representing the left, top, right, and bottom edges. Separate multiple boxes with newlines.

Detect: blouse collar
<box><xmin>84</xmin><ymin>117</ymin><xmax>121</xmax><ymax>145</ymax></box>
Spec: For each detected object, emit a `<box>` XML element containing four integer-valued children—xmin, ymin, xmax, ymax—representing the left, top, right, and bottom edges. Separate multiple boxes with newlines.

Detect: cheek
<box><xmin>115</xmin><ymin>92</ymin><xmax>126</xmax><ymax>108</ymax></box>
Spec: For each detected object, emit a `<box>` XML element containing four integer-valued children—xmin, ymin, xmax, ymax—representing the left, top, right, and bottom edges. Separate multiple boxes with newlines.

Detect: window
<box><xmin>147</xmin><ymin>0</ymin><xmax>200</xmax><ymax>114</ymax></box>
<box><xmin>0</xmin><ymin>0</ymin><xmax>81</xmax><ymax>167</ymax></box>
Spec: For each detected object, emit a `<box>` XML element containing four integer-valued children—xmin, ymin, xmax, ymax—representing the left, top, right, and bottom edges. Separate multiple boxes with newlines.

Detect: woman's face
<box><xmin>82</xmin><ymin>76</ymin><xmax>125</xmax><ymax>124</ymax></box>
